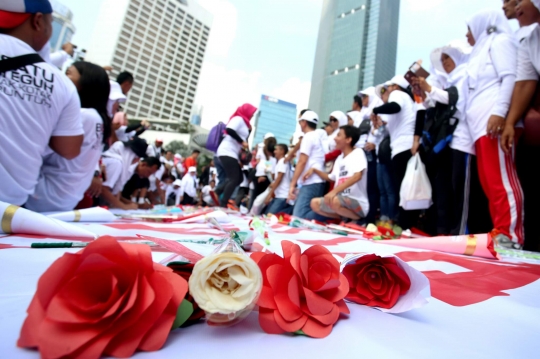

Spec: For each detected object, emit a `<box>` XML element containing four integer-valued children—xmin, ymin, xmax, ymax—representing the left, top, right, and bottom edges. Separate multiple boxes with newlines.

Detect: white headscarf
<box><xmin>466</xmin><ymin>9</ymin><xmax>512</xmax><ymax>89</ymax></box>
<box><xmin>102</xmin><ymin>141</ymin><xmax>138</xmax><ymax>192</ymax></box>
<box><xmin>534</xmin><ymin>0</ymin><xmax>540</xmax><ymax>12</ymax></box>
<box><xmin>360</xmin><ymin>87</ymin><xmax>384</xmax><ymax>116</ymax></box>
<box><xmin>329</xmin><ymin>110</ymin><xmax>348</xmax><ymax>127</ymax></box>
<box><xmin>347</xmin><ymin>111</ymin><xmax>363</xmax><ymax>127</ymax></box>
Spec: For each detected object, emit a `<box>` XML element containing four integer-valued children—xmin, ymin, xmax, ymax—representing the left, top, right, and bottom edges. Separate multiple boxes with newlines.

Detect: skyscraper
<box><xmin>252</xmin><ymin>95</ymin><xmax>297</xmax><ymax>147</ymax></box>
<box><xmin>50</xmin><ymin>0</ymin><xmax>76</xmax><ymax>52</ymax></box>
<box><xmin>86</xmin><ymin>0</ymin><xmax>212</xmax><ymax>122</ymax></box>
<box><xmin>308</xmin><ymin>0</ymin><xmax>400</xmax><ymax>121</ymax></box>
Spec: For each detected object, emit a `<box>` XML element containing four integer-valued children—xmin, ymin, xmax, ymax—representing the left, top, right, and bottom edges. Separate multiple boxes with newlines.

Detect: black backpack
<box><xmin>421</xmin><ymin>86</ymin><xmax>459</xmax><ymax>164</ymax></box>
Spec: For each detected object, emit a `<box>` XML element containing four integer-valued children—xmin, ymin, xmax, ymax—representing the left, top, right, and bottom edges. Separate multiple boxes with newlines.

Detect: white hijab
<box><xmin>102</xmin><ymin>141</ymin><xmax>138</xmax><ymax>191</ymax></box>
<box><xmin>466</xmin><ymin>9</ymin><xmax>512</xmax><ymax>90</ymax></box>
<box><xmin>329</xmin><ymin>110</ymin><xmax>348</xmax><ymax>127</ymax></box>
<box><xmin>347</xmin><ymin>111</ymin><xmax>363</xmax><ymax>127</ymax></box>
<box><xmin>361</xmin><ymin>87</ymin><xmax>383</xmax><ymax>116</ymax></box>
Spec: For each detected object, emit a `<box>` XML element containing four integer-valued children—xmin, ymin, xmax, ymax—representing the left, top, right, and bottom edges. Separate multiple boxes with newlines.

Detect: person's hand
<box><xmin>303</xmin><ymin>168</ymin><xmax>315</xmax><ymax>181</ymax></box>
<box><xmin>284</xmin><ymin>155</ymin><xmax>291</xmax><ymax>163</ymax></box>
<box><xmin>486</xmin><ymin>115</ymin><xmax>505</xmax><ymax>139</ymax></box>
<box><xmin>61</xmin><ymin>42</ymin><xmax>75</xmax><ymax>56</ymax></box>
<box><xmin>264</xmin><ymin>195</ymin><xmax>272</xmax><ymax>206</ymax></box>
<box><xmin>411</xmin><ymin>139</ymin><xmax>420</xmax><ymax>155</ymax></box>
<box><xmin>500</xmin><ymin>123</ymin><xmax>515</xmax><ymax>154</ymax></box>
<box><xmin>364</xmin><ymin>142</ymin><xmax>375</xmax><ymax>152</ymax></box>
<box><xmin>287</xmin><ymin>188</ymin><xmax>296</xmax><ymax>202</ymax></box>
<box><xmin>416</xmin><ymin>77</ymin><xmax>431</xmax><ymax>93</ymax></box>
<box><xmin>323</xmin><ymin>191</ymin><xmax>337</xmax><ymax>208</ymax></box>
<box><xmin>122</xmin><ymin>202</ymin><xmax>139</xmax><ymax>210</ymax></box>
<box><xmin>138</xmin><ymin>202</ymin><xmax>153</xmax><ymax>210</ymax></box>
<box><xmin>87</xmin><ymin>176</ymin><xmax>102</xmax><ymax>198</ymax></box>
<box><xmin>242</xmin><ymin>141</ymin><xmax>249</xmax><ymax>149</ymax></box>
<box><xmin>257</xmin><ymin>176</ymin><xmax>266</xmax><ymax>183</ymax></box>
<box><xmin>102</xmin><ymin>65</ymin><xmax>113</xmax><ymax>72</ymax></box>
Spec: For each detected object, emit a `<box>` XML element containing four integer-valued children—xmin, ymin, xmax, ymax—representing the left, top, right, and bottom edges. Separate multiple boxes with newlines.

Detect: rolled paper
<box><xmin>180</xmin><ymin>210</ymin><xmax>229</xmax><ymax>224</ymax></box>
<box><xmin>387</xmin><ymin>233</ymin><xmax>499</xmax><ymax>260</ymax></box>
<box><xmin>46</xmin><ymin>207</ymin><xmax>117</xmax><ymax>222</ymax></box>
<box><xmin>0</xmin><ymin>201</ymin><xmax>96</xmax><ymax>239</ymax></box>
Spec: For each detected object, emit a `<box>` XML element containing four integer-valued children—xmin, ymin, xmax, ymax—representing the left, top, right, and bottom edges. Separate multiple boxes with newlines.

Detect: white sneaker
<box><xmin>493</xmin><ymin>233</ymin><xmax>522</xmax><ymax>250</ymax></box>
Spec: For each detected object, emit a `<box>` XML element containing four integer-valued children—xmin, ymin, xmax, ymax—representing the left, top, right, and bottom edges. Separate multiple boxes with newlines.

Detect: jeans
<box><xmin>293</xmin><ymin>182</ymin><xmax>327</xmax><ymax>220</ymax></box>
<box><xmin>213</xmin><ymin>156</ymin><xmax>227</xmax><ymax>194</ymax></box>
<box><xmin>265</xmin><ymin>198</ymin><xmax>293</xmax><ymax>215</ymax></box>
<box><xmin>377</xmin><ymin>162</ymin><xmax>398</xmax><ymax>221</ymax></box>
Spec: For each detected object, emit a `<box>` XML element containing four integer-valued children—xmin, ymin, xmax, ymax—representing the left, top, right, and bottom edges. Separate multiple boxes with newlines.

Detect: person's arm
<box><xmin>101</xmin><ymin>187</ymin><xmax>137</xmax><ymax>209</ymax></box>
<box><xmin>308</xmin><ymin>168</ymin><xmax>332</xmax><ymax>182</ymax></box>
<box><xmin>373</xmin><ymin>102</ymin><xmax>401</xmax><ymax>115</ymax></box>
<box><xmin>288</xmin><ymin>153</ymin><xmax>308</xmax><ymax>200</ymax></box>
<box><xmin>225</xmin><ymin>128</ymin><xmax>243</xmax><ymax>143</ymax></box>
<box><xmin>49</xmin><ymin>135</ymin><xmax>83</xmax><ymax>160</ymax></box>
<box><xmin>486</xmin><ymin>73</ymin><xmax>516</xmax><ymax>138</ymax></box>
<box><xmin>285</xmin><ymin>137</ymin><xmax>301</xmax><ymax>162</ymax></box>
<box><xmin>501</xmin><ymin>80</ymin><xmax>538</xmax><ymax>152</ymax></box>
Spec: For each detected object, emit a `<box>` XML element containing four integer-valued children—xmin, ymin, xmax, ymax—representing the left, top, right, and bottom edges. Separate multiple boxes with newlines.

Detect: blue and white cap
<box><xmin>0</xmin><ymin>0</ymin><xmax>52</xmax><ymax>29</ymax></box>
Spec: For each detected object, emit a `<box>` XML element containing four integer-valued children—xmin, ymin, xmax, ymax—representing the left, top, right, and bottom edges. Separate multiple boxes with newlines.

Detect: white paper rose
<box><xmin>188</xmin><ymin>252</ymin><xmax>262</xmax><ymax>325</ymax></box>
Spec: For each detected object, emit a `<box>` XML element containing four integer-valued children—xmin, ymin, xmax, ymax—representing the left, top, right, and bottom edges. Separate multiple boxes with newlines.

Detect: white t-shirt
<box><xmin>328</xmin><ymin>128</ymin><xmax>339</xmax><ymax>151</ymax></box>
<box><xmin>255</xmin><ymin>147</ymin><xmax>277</xmax><ymax>177</ymax></box>
<box><xmin>517</xmin><ymin>25</ymin><xmax>539</xmax><ymax>82</ymax></box>
<box><xmin>201</xmin><ymin>185</ymin><xmax>213</xmax><ymax>204</ymax></box>
<box><xmin>102</xmin><ymin>142</ymin><xmax>138</xmax><ymax>195</ymax></box>
<box><xmin>217</xmin><ymin>116</ymin><xmax>249</xmax><ymax>159</ymax></box>
<box><xmin>383</xmin><ymin>90</ymin><xmax>415</xmax><ymax>158</ymax></box>
<box><xmin>0</xmin><ymin>34</ymin><xmax>83</xmax><ymax>205</ymax></box>
<box><xmin>165</xmin><ymin>185</ymin><xmax>184</xmax><ymax>205</ymax></box>
<box><xmin>299</xmin><ymin>130</ymin><xmax>325</xmax><ymax>185</ymax></box>
<box><xmin>314</xmin><ymin>128</ymin><xmax>330</xmax><ymax>153</ymax></box>
<box><xmin>273</xmin><ymin>158</ymin><xmax>292</xmax><ymax>199</ymax></box>
<box><xmin>329</xmin><ymin>148</ymin><xmax>369</xmax><ymax>215</ymax></box>
<box><xmin>466</xmin><ymin>36</ymin><xmax>517</xmax><ymax>143</ymax></box>
<box><xmin>25</xmin><ymin>109</ymin><xmax>104</xmax><ymax>211</ymax></box>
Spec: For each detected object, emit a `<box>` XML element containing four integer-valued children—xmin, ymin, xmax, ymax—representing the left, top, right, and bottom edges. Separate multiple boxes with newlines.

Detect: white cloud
<box><xmin>195</xmin><ymin>61</ymin><xmax>261</xmax><ymax>129</ymax></box>
<box><xmin>198</xmin><ymin>0</ymin><xmax>238</xmax><ymax>58</ymax></box>
<box><xmin>268</xmin><ymin>77</ymin><xmax>311</xmax><ymax>112</ymax></box>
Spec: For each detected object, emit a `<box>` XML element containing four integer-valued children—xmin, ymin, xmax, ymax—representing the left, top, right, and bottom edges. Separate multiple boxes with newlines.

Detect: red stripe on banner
<box><xmin>396</xmin><ymin>251</ymin><xmax>540</xmax><ymax>306</ymax></box>
<box><xmin>137</xmin><ymin>234</ymin><xmax>204</xmax><ymax>263</ymax></box>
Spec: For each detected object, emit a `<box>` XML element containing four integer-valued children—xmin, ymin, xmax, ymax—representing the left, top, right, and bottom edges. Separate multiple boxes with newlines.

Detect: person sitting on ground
<box><xmin>100</xmin><ymin>138</ymin><xmax>160</xmax><ymax>209</ymax></box>
<box><xmin>0</xmin><ymin>1</ymin><xmax>84</xmax><ymax>206</ymax></box>
<box><xmin>166</xmin><ymin>179</ymin><xmax>183</xmax><ymax>206</ymax></box>
<box><xmin>200</xmin><ymin>180</ymin><xmax>216</xmax><ymax>206</ymax></box>
<box><xmin>181</xmin><ymin>166</ymin><xmax>199</xmax><ymax>205</ymax></box>
<box><xmin>264</xmin><ymin>144</ymin><xmax>293</xmax><ymax>215</ymax></box>
<box><xmin>308</xmin><ymin>125</ymin><xmax>369</xmax><ymax>221</ymax></box>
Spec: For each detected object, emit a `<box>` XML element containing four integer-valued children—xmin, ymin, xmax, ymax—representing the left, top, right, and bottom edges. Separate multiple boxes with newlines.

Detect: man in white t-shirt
<box><xmin>501</xmin><ymin>1</ymin><xmax>540</xmax><ymax>153</ymax></box>
<box><xmin>0</xmin><ymin>1</ymin><xmax>84</xmax><ymax>206</ymax></box>
<box><xmin>288</xmin><ymin>110</ymin><xmax>327</xmax><ymax>220</ymax></box>
<box><xmin>308</xmin><ymin>125</ymin><xmax>369</xmax><ymax>221</ymax></box>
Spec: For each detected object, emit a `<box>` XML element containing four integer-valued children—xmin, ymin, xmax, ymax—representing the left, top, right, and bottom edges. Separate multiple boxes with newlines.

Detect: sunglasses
<box><xmin>329</xmin><ymin>117</ymin><xmax>338</xmax><ymax>122</ymax></box>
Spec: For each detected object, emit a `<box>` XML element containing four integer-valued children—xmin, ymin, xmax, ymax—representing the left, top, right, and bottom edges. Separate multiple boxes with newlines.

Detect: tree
<box><xmin>178</xmin><ymin>121</ymin><xmax>195</xmax><ymax>134</ymax></box>
<box><xmin>165</xmin><ymin>141</ymin><xmax>190</xmax><ymax>158</ymax></box>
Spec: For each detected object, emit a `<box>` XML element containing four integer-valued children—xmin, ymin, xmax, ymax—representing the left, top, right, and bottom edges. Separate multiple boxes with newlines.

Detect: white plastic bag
<box><xmin>399</xmin><ymin>154</ymin><xmax>432</xmax><ymax>210</ymax></box>
<box><xmin>250</xmin><ymin>187</ymin><xmax>271</xmax><ymax>215</ymax></box>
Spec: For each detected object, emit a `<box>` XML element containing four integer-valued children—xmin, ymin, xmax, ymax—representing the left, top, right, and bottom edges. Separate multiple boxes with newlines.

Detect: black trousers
<box><xmin>253</xmin><ymin>177</ymin><xmax>270</xmax><ymax>203</ymax></box>
<box><xmin>216</xmin><ymin>156</ymin><xmax>242</xmax><ymax>207</ymax></box>
<box><xmin>365</xmin><ymin>151</ymin><xmax>380</xmax><ymax>224</ymax></box>
<box><xmin>235</xmin><ymin>187</ymin><xmax>249</xmax><ymax>206</ymax></box>
<box><xmin>181</xmin><ymin>193</ymin><xmax>195</xmax><ymax>205</ymax></box>
<box><xmin>517</xmin><ymin>140</ymin><xmax>540</xmax><ymax>252</ymax></box>
<box><xmin>392</xmin><ymin>150</ymin><xmax>418</xmax><ymax>230</ymax></box>
<box><xmin>423</xmin><ymin>147</ymin><xmax>453</xmax><ymax>235</ymax></box>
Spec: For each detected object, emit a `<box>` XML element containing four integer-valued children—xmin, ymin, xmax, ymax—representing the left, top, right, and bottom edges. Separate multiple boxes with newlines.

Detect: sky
<box><xmin>59</xmin><ymin>0</ymin><xmax>513</xmax><ymax>129</ymax></box>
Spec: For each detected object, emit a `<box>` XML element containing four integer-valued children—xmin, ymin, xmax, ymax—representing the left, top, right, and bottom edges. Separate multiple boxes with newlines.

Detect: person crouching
<box><xmin>307</xmin><ymin>125</ymin><xmax>369</xmax><ymax>221</ymax></box>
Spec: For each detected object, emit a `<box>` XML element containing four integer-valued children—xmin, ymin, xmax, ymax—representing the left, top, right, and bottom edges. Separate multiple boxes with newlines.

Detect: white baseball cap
<box><xmin>188</xmin><ymin>166</ymin><xmax>197</xmax><ymax>172</ymax></box>
<box><xmin>173</xmin><ymin>179</ymin><xmax>182</xmax><ymax>187</ymax></box>
<box><xmin>299</xmin><ymin>110</ymin><xmax>319</xmax><ymax>124</ymax></box>
<box><xmin>264</xmin><ymin>132</ymin><xmax>275</xmax><ymax>140</ymax></box>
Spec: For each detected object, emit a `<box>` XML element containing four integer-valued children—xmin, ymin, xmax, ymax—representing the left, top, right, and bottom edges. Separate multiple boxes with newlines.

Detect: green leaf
<box><xmin>293</xmin><ymin>330</ymin><xmax>307</xmax><ymax>336</ymax></box>
<box><xmin>171</xmin><ymin>299</ymin><xmax>194</xmax><ymax>330</ymax></box>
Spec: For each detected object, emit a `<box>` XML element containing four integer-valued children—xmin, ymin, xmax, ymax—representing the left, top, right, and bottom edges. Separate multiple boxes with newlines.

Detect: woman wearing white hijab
<box><xmin>465</xmin><ymin>9</ymin><xmax>524</xmax><ymax>249</ymax></box>
<box><xmin>414</xmin><ymin>42</ymin><xmax>479</xmax><ymax>235</ymax></box>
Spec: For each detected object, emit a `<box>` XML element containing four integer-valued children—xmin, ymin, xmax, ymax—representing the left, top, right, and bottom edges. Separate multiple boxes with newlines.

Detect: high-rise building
<box><xmin>50</xmin><ymin>0</ymin><xmax>76</xmax><ymax>52</ymax></box>
<box><xmin>86</xmin><ymin>0</ymin><xmax>212</xmax><ymax>122</ymax></box>
<box><xmin>308</xmin><ymin>0</ymin><xmax>400</xmax><ymax>122</ymax></box>
<box><xmin>252</xmin><ymin>95</ymin><xmax>297</xmax><ymax>147</ymax></box>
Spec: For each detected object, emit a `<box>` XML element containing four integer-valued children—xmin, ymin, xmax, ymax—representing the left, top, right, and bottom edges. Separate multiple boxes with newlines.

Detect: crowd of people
<box><xmin>0</xmin><ymin>1</ymin><xmax>539</xmax><ymax>252</ymax></box>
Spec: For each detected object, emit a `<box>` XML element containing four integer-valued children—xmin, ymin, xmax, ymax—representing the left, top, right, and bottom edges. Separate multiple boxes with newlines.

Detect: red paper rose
<box><xmin>342</xmin><ymin>254</ymin><xmax>411</xmax><ymax>309</ymax></box>
<box><xmin>17</xmin><ymin>236</ymin><xmax>187</xmax><ymax>359</ymax></box>
<box><xmin>167</xmin><ymin>262</ymin><xmax>205</xmax><ymax>325</ymax></box>
<box><xmin>252</xmin><ymin>241</ymin><xmax>349</xmax><ymax>338</ymax></box>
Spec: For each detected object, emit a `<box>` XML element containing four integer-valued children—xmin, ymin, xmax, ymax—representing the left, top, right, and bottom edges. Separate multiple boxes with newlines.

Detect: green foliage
<box><xmin>166</xmin><ymin>141</ymin><xmax>190</xmax><ymax>158</ymax></box>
